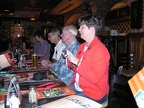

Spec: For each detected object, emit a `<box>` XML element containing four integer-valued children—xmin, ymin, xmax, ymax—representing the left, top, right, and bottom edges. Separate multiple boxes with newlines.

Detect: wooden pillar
<box><xmin>128</xmin><ymin>33</ymin><xmax>144</xmax><ymax>69</ymax></box>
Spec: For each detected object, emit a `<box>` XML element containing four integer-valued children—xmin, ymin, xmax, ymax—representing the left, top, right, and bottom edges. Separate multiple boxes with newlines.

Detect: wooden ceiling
<box><xmin>0</xmin><ymin>0</ymin><xmax>87</xmax><ymax>21</ymax></box>
<box><xmin>111</xmin><ymin>2</ymin><xmax>128</xmax><ymax>10</ymax></box>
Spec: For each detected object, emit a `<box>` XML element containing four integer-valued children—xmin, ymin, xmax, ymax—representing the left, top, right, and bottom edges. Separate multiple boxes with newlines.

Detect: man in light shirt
<box><xmin>47</xmin><ymin>28</ymin><xmax>66</xmax><ymax>62</ymax></box>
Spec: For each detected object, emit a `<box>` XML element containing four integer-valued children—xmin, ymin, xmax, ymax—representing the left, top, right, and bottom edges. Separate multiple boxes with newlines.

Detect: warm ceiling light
<box><xmin>9</xmin><ymin>13</ymin><xmax>14</xmax><ymax>16</ymax></box>
<box><xmin>9</xmin><ymin>11</ymin><xmax>14</xmax><ymax>16</ymax></box>
<box><xmin>4</xmin><ymin>9</ymin><xmax>9</xmax><ymax>12</ymax></box>
<box><xmin>30</xmin><ymin>17</ymin><xmax>36</xmax><ymax>21</ymax></box>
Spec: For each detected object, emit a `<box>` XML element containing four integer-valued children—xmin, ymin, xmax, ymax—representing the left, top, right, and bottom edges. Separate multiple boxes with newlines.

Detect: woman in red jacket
<box><xmin>65</xmin><ymin>14</ymin><xmax>110</xmax><ymax>104</ymax></box>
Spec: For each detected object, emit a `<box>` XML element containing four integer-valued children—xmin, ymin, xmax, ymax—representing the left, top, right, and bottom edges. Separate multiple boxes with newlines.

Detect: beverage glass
<box><xmin>32</xmin><ymin>54</ymin><xmax>38</xmax><ymax>67</ymax></box>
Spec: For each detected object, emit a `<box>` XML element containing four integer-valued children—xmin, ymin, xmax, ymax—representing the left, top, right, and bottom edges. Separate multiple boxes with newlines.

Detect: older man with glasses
<box><xmin>47</xmin><ymin>27</ymin><xmax>66</xmax><ymax>62</ymax></box>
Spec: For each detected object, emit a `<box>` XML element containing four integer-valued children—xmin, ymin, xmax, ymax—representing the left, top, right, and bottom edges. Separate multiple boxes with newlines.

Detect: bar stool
<box><xmin>118</xmin><ymin>52</ymin><xmax>137</xmax><ymax>77</ymax></box>
<box><xmin>118</xmin><ymin>52</ymin><xmax>135</xmax><ymax>70</ymax></box>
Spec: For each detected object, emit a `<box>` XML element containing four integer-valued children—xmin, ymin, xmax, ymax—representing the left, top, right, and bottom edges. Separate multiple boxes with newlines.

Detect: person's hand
<box><xmin>11</xmin><ymin>58</ymin><xmax>17</xmax><ymax>64</ymax></box>
<box><xmin>41</xmin><ymin>60</ymin><xmax>53</xmax><ymax>68</ymax></box>
<box><xmin>41</xmin><ymin>60</ymin><xmax>49</xmax><ymax>67</ymax></box>
<box><xmin>65</xmin><ymin>50</ymin><xmax>79</xmax><ymax>65</ymax></box>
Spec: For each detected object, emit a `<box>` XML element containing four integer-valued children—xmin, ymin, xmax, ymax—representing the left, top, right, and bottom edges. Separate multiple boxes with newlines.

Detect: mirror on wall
<box><xmin>105</xmin><ymin>0</ymin><xmax>143</xmax><ymax>32</ymax></box>
<box><xmin>105</xmin><ymin>2</ymin><xmax>130</xmax><ymax>34</ymax></box>
<box><xmin>105</xmin><ymin>2</ymin><xmax>130</xmax><ymax>23</ymax></box>
<box><xmin>131</xmin><ymin>0</ymin><xmax>143</xmax><ymax>29</ymax></box>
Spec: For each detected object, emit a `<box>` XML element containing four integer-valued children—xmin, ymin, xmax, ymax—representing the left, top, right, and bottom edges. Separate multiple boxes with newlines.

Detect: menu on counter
<box><xmin>37</xmin><ymin>86</ymin><xmax>75</xmax><ymax>99</ymax></box>
<box><xmin>128</xmin><ymin>68</ymin><xmax>144</xmax><ymax>108</ymax></box>
<box><xmin>39</xmin><ymin>95</ymin><xmax>102</xmax><ymax>108</ymax></box>
<box><xmin>0</xmin><ymin>53</ymin><xmax>14</xmax><ymax>70</ymax></box>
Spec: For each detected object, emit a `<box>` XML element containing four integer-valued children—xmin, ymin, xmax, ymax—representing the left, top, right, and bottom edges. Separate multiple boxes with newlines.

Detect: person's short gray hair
<box><xmin>64</xmin><ymin>25</ymin><xmax>78</xmax><ymax>36</ymax></box>
<box><xmin>48</xmin><ymin>28</ymin><xmax>60</xmax><ymax>36</ymax></box>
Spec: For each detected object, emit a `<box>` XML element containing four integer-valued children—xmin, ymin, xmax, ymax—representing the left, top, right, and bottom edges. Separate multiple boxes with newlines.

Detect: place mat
<box><xmin>26</xmin><ymin>60</ymin><xmax>41</xmax><ymax>64</ymax></box>
<box><xmin>11</xmin><ymin>67</ymin><xmax>50</xmax><ymax>73</ymax></box>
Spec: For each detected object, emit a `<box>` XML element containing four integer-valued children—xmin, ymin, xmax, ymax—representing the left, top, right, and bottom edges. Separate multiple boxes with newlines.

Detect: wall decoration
<box><xmin>11</xmin><ymin>27</ymin><xmax>22</xmax><ymax>38</ymax></box>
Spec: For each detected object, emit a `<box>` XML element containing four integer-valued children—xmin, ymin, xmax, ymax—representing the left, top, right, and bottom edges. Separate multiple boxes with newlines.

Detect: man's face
<box><xmin>48</xmin><ymin>33</ymin><xmax>56</xmax><ymax>44</ymax></box>
<box><xmin>30</xmin><ymin>37</ymin><xmax>37</xmax><ymax>44</ymax></box>
<box><xmin>35</xmin><ymin>36</ymin><xmax>40</xmax><ymax>42</ymax></box>
<box><xmin>61</xmin><ymin>28</ymin><xmax>70</xmax><ymax>45</ymax></box>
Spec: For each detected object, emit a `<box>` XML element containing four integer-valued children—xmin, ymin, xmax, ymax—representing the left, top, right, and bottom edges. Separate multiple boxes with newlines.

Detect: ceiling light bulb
<box><xmin>9</xmin><ymin>12</ymin><xmax>14</xmax><ymax>16</ymax></box>
<box><xmin>30</xmin><ymin>17</ymin><xmax>36</xmax><ymax>21</ymax></box>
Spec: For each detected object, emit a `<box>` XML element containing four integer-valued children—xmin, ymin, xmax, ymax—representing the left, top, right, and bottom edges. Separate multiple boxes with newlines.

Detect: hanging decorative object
<box><xmin>0</xmin><ymin>0</ymin><xmax>15</xmax><ymax>16</ymax></box>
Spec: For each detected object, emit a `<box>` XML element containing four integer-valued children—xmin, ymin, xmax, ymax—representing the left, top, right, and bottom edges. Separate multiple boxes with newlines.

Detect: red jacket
<box><xmin>73</xmin><ymin>37</ymin><xmax>110</xmax><ymax>100</ymax></box>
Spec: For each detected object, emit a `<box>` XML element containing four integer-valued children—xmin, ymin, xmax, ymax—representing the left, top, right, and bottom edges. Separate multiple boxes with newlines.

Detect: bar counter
<box><xmin>1</xmin><ymin>76</ymin><xmax>66</xmax><ymax>108</ymax></box>
<box><xmin>0</xmin><ymin>65</ymin><xmax>67</xmax><ymax>108</ymax></box>
<box><xmin>19</xmin><ymin>79</ymin><xmax>66</xmax><ymax>108</ymax></box>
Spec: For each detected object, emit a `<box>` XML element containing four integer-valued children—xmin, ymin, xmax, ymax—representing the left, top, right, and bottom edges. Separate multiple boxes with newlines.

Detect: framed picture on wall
<box><xmin>131</xmin><ymin>0</ymin><xmax>143</xmax><ymax>29</ymax></box>
<box><xmin>11</xmin><ymin>26</ymin><xmax>22</xmax><ymax>38</ymax></box>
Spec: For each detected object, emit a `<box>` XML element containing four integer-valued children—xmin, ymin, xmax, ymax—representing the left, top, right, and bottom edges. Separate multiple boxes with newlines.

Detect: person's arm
<box><xmin>22</xmin><ymin>47</ymin><xmax>30</xmax><ymax>54</ymax></box>
<box><xmin>37</xmin><ymin>51</ymin><xmax>47</xmax><ymax>57</ymax></box>
<box><xmin>51</xmin><ymin>58</ymin><xmax>58</xmax><ymax>63</ymax></box>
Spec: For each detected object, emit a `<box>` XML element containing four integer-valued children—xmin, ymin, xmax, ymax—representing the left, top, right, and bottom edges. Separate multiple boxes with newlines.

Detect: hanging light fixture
<box><xmin>3</xmin><ymin>0</ymin><xmax>10</xmax><ymax>12</ymax></box>
<box><xmin>9</xmin><ymin>10</ymin><xmax>14</xmax><ymax>16</ymax></box>
<box><xmin>8</xmin><ymin>2</ymin><xmax>15</xmax><ymax>16</ymax></box>
<box><xmin>30</xmin><ymin>17</ymin><xmax>36</xmax><ymax>21</ymax></box>
<box><xmin>0</xmin><ymin>0</ymin><xmax>15</xmax><ymax>16</ymax></box>
<box><xmin>14</xmin><ymin>20</ymin><xmax>21</xmax><ymax>26</ymax></box>
<box><xmin>0</xmin><ymin>9</ymin><xmax>2</xmax><ymax>16</ymax></box>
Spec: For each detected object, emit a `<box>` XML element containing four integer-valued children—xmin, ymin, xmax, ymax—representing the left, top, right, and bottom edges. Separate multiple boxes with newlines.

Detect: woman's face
<box><xmin>79</xmin><ymin>24</ymin><xmax>91</xmax><ymax>41</ymax></box>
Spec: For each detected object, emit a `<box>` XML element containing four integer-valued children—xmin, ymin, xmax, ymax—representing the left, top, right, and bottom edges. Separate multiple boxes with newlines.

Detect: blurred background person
<box><xmin>34</xmin><ymin>30</ymin><xmax>50</xmax><ymax>61</ymax></box>
<box><xmin>30</xmin><ymin>35</ymin><xmax>39</xmax><ymax>54</ymax></box>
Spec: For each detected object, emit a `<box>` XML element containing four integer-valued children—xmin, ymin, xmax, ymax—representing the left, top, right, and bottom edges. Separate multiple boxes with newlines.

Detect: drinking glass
<box><xmin>32</xmin><ymin>54</ymin><xmax>38</xmax><ymax>67</ymax></box>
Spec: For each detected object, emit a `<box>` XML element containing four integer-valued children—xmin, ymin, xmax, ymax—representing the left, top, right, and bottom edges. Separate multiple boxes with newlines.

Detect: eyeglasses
<box><xmin>48</xmin><ymin>33</ymin><xmax>55</xmax><ymax>37</ymax></box>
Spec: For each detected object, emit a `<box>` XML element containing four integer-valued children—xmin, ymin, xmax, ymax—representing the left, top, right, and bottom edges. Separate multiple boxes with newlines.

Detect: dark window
<box><xmin>119</xmin><ymin>6</ymin><xmax>130</xmax><ymax>18</ymax></box>
<box><xmin>131</xmin><ymin>0</ymin><xmax>143</xmax><ymax>29</ymax></box>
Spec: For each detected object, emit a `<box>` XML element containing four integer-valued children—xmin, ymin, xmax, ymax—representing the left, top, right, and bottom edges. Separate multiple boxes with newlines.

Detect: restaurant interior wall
<box><xmin>0</xmin><ymin>20</ymin><xmax>51</xmax><ymax>39</ymax></box>
<box><xmin>105</xmin><ymin>5</ymin><xmax>130</xmax><ymax>34</ymax></box>
<box><xmin>102</xmin><ymin>0</ymin><xmax>144</xmax><ymax>70</ymax></box>
<box><xmin>105</xmin><ymin>0</ymin><xmax>144</xmax><ymax>34</ymax></box>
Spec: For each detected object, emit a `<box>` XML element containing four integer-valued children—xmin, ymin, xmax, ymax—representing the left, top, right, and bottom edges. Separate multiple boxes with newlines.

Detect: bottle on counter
<box><xmin>28</xmin><ymin>86</ymin><xmax>37</xmax><ymax>104</ymax></box>
<box><xmin>9</xmin><ymin>92</ymin><xmax>20</xmax><ymax>108</ymax></box>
